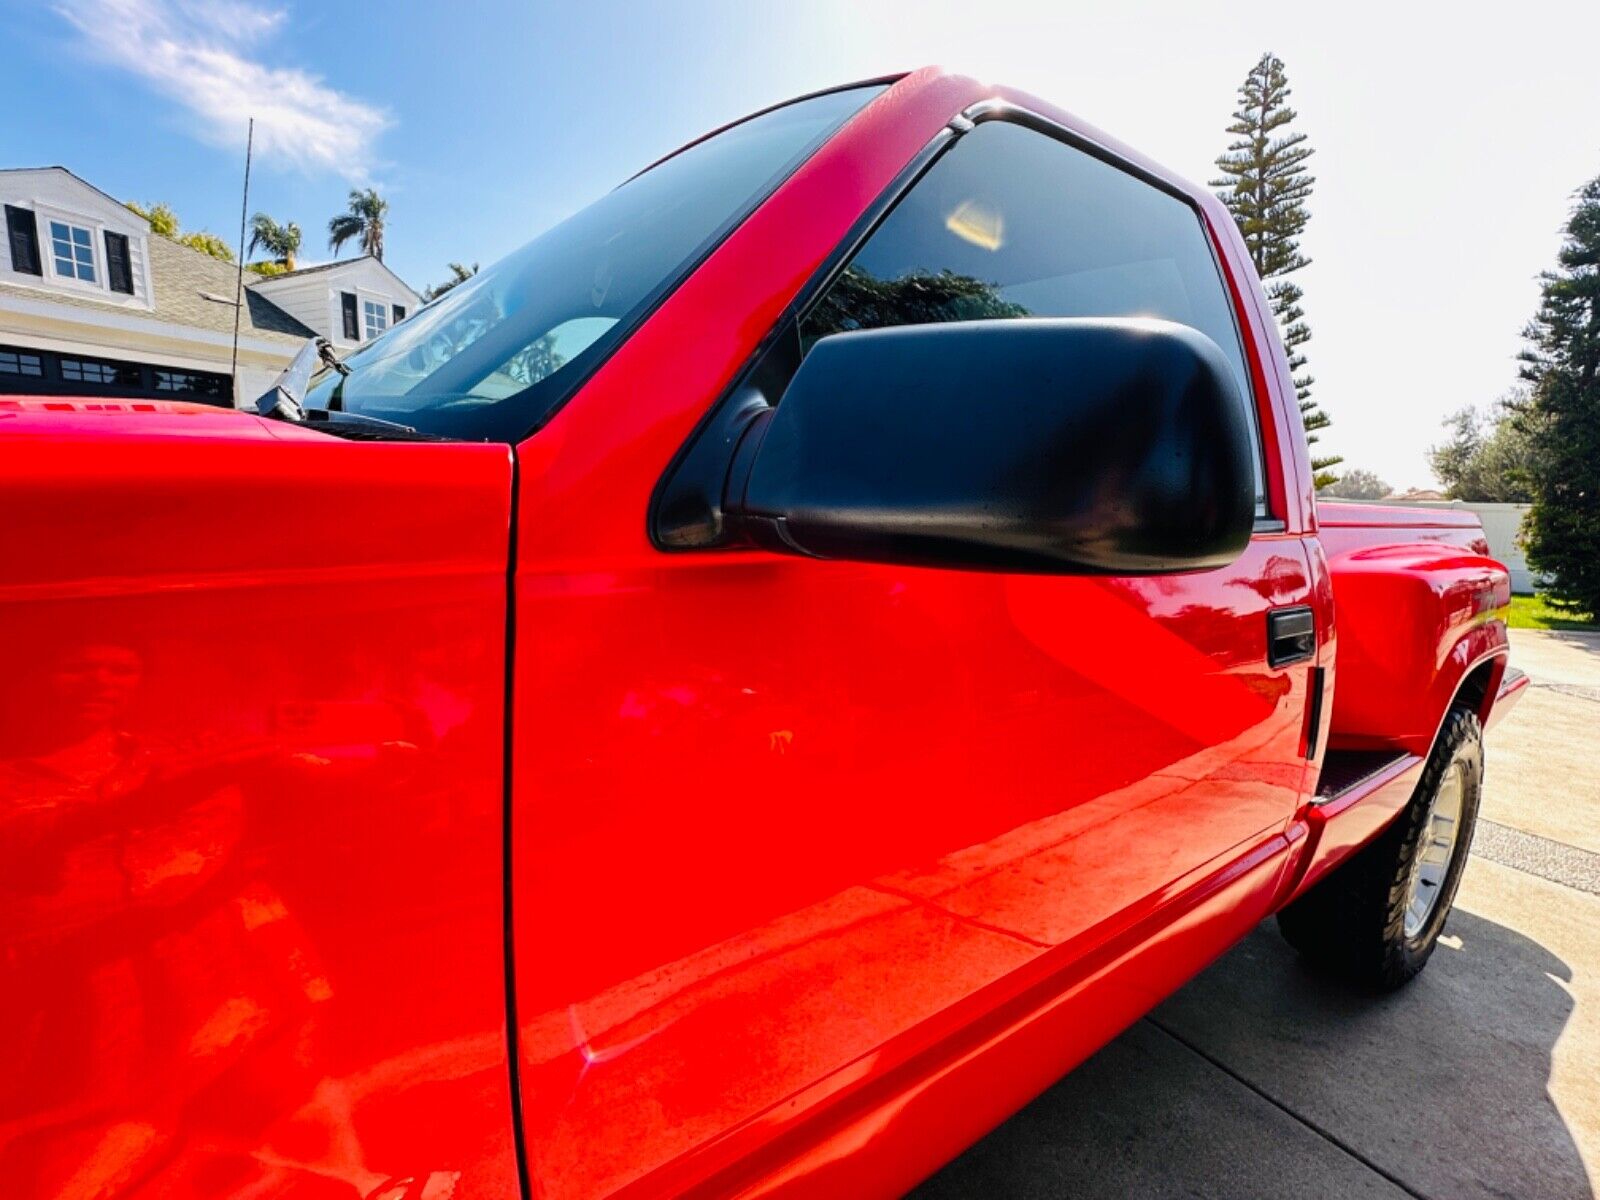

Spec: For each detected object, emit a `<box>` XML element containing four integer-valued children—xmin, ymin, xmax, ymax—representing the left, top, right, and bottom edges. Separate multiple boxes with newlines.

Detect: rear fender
<box><xmin>1282</xmin><ymin>545</ymin><xmax>1514</xmax><ymax>905</ymax></box>
<box><xmin>1326</xmin><ymin>542</ymin><xmax>1510</xmax><ymax>757</ymax></box>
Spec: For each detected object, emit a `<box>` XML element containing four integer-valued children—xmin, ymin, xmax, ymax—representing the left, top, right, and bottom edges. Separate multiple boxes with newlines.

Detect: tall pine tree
<box><xmin>1212</xmin><ymin>52</ymin><xmax>1341</xmax><ymax>487</ymax></box>
<box><xmin>1516</xmin><ymin>173</ymin><xmax>1600</xmax><ymax>618</ymax></box>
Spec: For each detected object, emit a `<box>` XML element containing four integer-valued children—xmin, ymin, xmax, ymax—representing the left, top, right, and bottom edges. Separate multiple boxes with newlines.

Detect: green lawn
<box><xmin>1507</xmin><ymin>594</ymin><xmax>1598</xmax><ymax>631</ymax></box>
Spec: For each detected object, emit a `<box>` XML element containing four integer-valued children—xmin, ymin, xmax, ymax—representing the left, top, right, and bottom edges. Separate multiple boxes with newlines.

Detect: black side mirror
<box><xmin>724</xmin><ymin>318</ymin><xmax>1255</xmax><ymax>574</ymax></box>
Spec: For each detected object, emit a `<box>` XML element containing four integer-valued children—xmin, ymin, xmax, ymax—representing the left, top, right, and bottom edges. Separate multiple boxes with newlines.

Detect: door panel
<box><xmin>509</xmin><ymin>83</ymin><xmax>1315</xmax><ymax>1200</ymax></box>
<box><xmin>510</xmin><ymin>537</ymin><xmax>1311</xmax><ymax>1198</ymax></box>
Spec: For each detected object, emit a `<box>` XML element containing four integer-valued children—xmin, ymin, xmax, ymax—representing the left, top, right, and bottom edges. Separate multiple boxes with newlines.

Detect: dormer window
<box><xmin>362</xmin><ymin>298</ymin><xmax>388</xmax><ymax>339</ymax></box>
<box><xmin>2</xmin><ymin>173</ymin><xmax>153</xmax><ymax>309</ymax></box>
<box><xmin>49</xmin><ymin>220</ymin><xmax>97</xmax><ymax>283</ymax></box>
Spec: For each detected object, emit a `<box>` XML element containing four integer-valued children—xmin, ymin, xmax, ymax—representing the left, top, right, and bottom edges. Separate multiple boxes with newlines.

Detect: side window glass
<box><xmin>801</xmin><ymin>121</ymin><xmax>1266</xmax><ymax>513</ymax></box>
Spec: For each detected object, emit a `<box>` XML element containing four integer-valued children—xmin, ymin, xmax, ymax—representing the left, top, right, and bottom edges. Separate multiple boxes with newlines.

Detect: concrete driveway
<box><xmin>915</xmin><ymin>628</ymin><xmax>1600</xmax><ymax>1199</ymax></box>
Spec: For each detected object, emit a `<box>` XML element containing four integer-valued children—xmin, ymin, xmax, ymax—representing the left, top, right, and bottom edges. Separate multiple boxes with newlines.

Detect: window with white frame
<box><xmin>48</xmin><ymin>220</ymin><xmax>96</xmax><ymax>283</ymax></box>
<box><xmin>363</xmin><ymin>298</ymin><xmax>389</xmax><ymax>339</ymax></box>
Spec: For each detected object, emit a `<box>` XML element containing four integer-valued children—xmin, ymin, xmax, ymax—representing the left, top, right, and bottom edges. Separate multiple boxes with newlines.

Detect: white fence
<box><xmin>1330</xmin><ymin>500</ymin><xmax>1537</xmax><ymax>594</ymax></box>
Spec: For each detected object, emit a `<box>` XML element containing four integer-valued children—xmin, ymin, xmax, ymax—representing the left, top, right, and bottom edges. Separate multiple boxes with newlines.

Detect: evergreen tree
<box><xmin>1212</xmin><ymin>52</ymin><xmax>1340</xmax><ymax>487</ymax></box>
<box><xmin>1517</xmin><ymin>174</ymin><xmax>1600</xmax><ymax>618</ymax></box>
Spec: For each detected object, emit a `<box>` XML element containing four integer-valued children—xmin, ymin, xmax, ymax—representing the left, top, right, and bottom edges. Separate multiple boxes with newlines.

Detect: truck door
<box><xmin>509</xmin><ymin>109</ymin><xmax>1314</xmax><ymax>1198</ymax></box>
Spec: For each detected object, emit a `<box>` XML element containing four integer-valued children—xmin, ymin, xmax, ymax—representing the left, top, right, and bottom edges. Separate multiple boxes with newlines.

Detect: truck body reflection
<box><xmin>0</xmin><ymin>424</ymin><xmax>518</xmax><ymax>1199</ymax></box>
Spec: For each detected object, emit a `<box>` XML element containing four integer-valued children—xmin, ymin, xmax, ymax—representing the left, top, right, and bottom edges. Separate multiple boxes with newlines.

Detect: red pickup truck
<box><xmin>0</xmin><ymin>69</ymin><xmax>1526</xmax><ymax>1199</ymax></box>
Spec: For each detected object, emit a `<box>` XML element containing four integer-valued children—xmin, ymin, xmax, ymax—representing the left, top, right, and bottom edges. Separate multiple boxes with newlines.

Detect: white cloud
<box><xmin>56</xmin><ymin>0</ymin><xmax>389</xmax><ymax>180</ymax></box>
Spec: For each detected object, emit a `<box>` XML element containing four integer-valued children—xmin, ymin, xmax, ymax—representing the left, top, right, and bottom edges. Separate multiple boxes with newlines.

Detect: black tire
<box><xmin>1278</xmin><ymin>705</ymin><xmax>1483</xmax><ymax>990</ymax></box>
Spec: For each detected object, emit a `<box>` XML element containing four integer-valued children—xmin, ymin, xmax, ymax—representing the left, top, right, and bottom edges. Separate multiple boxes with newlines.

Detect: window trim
<box><xmin>362</xmin><ymin>296</ymin><xmax>390</xmax><ymax>340</ymax></box>
<box><xmin>958</xmin><ymin>101</ymin><xmax>1198</xmax><ymax>206</ymax></box>
<box><xmin>650</xmin><ymin>126</ymin><xmax>960</xmax><ymax>550</ymax></box>
<box><xmin>791</xmin><ymin>102</ymin><xmax>1270</xmax><ymax>518</ymax></box>
<box><xmin>956</xmin><ymin>102</ymin><xmax>1273</xmax><ymax>519</ymax></box>
<box><xmin>43</xmin><ymin>214</ymin><xmax>100</xmax><ymax>287</ymax></box>
<box><xmin>3</xmin><ymin>201</ymin><xmax>149</xmax><ymax>305</ymax></box>
<box><xmin>652</xmin><ymin>103</ymin><xmax>1278</xmax><ymax>548</ymax></box>
<box><xmin>336</xmin><ymin>286</ymin><xmax>399</xmax><ymax>343</ymax></box>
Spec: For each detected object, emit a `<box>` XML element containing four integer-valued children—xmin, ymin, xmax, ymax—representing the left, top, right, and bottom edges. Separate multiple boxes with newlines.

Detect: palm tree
<box><xmin>247</xmin><ymin>213</ymin><xmax>302</xmax><ymax>270</ymax></box>
<box><xmin>424</xmin><ymin>261</ymin><xmax>478</xmax><ymax>300</ymax></box>
<box><xmin>328</xmin><ymin>188</ymin><xmax>388</xmax><ymax>261</ymax></box>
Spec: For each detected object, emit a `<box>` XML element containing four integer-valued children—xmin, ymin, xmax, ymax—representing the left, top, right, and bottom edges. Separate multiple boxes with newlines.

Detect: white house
<box><xmin>248</xmin><ymin>255</ymin><xmax>418</xmax><ymax>357</ymax></box>
<box><xmin>1</xmin><ymin>167</ymin><xmax>420</xmax><ymax>407</ymax></box>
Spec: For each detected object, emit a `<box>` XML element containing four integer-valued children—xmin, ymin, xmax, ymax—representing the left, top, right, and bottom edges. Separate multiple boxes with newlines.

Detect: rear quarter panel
<box><xmin>1318</xmin><ymin>502</ymin><xmax>1510</xmax><ymax>755</ymax></box>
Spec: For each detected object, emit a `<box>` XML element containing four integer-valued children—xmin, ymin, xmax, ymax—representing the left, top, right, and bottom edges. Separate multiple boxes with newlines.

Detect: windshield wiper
<box><xmin>301</xmin><ymin>409</ymin><xmax>447</xmax><ymax>441</ymax></box>
<box><xmin>253</xmin><ymin>338</ymin><xmax>444</xmax><ymax>441</ymax></box>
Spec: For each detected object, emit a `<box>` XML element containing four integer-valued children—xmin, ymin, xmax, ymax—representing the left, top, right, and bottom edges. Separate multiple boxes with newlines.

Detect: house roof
<box><xmin>0</xmin><ymin>166</ymin><xmax>150</xmax><ymax>232</ymax></box>
<box><xmin>251</xmin><ymin>258</ymin><xmax>364</xmax><ymax>280</ymax></box>
<box><xmin>151</xmin><ymin>237</ymin><xmax>314</xmax><ymax>341</ymax></box>
<box><xmin>0</xmin><ymin>234</ymin><xmax>314</xmax><ymax>345</ymax></box>
<box><xmin>248</xmin><ymin>254</ymin><xmax>420</xmax><ymax>301</ymax></box>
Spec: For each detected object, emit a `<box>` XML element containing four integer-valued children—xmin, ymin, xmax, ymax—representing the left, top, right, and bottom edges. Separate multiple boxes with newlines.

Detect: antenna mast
<box><xmin>230</xmin><ymin>117</ymin><xmax>254</xmax><ymax>405</ymax></box>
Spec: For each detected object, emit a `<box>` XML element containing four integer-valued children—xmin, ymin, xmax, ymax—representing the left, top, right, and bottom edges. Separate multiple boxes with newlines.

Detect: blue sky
<box><xmin>3</xmin><ymin>0</ymin><xmax>1599</xmax><ymax>486</ymax></box>
<box><xmin>0</xmin><ymin>0</ymin><xmax>901</xmax><ymax>294</ymax></box>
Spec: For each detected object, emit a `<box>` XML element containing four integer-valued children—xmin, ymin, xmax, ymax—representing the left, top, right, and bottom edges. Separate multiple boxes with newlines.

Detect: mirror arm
<box><xmin>725</xmin><ymin>408</ymin><xmax>838</xmax><ymax>558</ymax></box>
<box><xmin>721</xmin><ymin>405</ymin><xmax>771</xmax><ymax>517</ymax></box>
<box><xmin>722</xmin><ymin>406</ymin><xmax>818</xmax><ymax>556</ymax></box>
<box><xmin>651</xmin><ymin>388</ymin><xmax>772</xmax><ymax>549</ymax></box>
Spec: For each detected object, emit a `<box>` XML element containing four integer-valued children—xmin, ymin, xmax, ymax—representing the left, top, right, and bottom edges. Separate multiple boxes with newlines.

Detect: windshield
<box><xmin>306</xmin><ymin>84</ymin><xmax>886</xmax><ymax>441</ymax></box>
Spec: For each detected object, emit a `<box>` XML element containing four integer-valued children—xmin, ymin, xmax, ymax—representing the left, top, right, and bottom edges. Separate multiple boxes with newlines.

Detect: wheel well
<box><xmin>1453</xmin><ymin>657</ymin><xmax>1498</xmax><ymax>722</ymax></box>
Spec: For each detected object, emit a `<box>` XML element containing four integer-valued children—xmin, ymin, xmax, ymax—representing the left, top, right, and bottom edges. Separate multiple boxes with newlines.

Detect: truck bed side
<box><xmin>1319</xmin><ymin>502</ymin><xmax>1513</xmax><ymax>756</ymax></box>
<box><xmin>1281</xmin><ymin>502</ymin><xmax>1525</xmax><ymax>903</ymax></box>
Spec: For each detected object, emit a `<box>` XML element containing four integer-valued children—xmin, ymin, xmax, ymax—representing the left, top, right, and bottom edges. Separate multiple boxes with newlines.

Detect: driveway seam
<box><xmin>1471</xmin><ymin>819</ymin><xmax>1600</xmax><ymax>894</ymax></box>
<box><xmin>1526</xmin><ymin>679</ymin><xmax>1600</xmax><ymax>705</ymax></box>
<box><xmin>1143</xmin><ymin>1015</ymin><xmax>1432</xmax><ymax>1200</ymax></box>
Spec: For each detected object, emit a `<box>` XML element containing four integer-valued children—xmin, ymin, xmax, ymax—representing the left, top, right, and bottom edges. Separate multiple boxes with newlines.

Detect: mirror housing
<box><xmin>726</xmin><ymin>318</ymin><xmax>1256</xmax><ymax>575</ymax></box>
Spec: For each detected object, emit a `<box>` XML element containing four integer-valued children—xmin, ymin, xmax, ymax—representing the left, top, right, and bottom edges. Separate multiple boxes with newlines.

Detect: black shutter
<box><xmin>104</xmin><ymin>231</ymin><xmax>134</xmax><ymax>294</ymax></box>
<box><xmin>392</xmin><ymin>304</ymin><xmax>406</xmax><ymax>323</ymax></box>
<box><xmin>341</xmin><ymin>291</ymin><xmax>360</xmax><ymax>340</ymax></box>
<box><xmin>5</xmin><ymin>205</ymin><xmax>42</xmax><ymax>276</ymax></box>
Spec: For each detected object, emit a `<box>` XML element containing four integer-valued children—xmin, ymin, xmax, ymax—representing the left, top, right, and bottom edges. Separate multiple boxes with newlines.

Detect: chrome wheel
<box><xmin>1403</xmin><ymin>759</ymin><xmax>1465</xmax><ymax>939</ymax></box>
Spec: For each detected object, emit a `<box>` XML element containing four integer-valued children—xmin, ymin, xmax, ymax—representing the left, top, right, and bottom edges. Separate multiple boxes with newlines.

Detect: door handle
<box><xmin>1267</xmin><ymin>605</ymin><xmax>1316</xmax><ymax>668</ymax></box>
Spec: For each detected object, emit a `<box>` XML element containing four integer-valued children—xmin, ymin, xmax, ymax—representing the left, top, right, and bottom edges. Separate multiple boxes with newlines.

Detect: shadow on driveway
<box><xmin>914</xmin><ymin>911</ymin><xmax>1587</xmax><ymax>1199</ymax></box>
